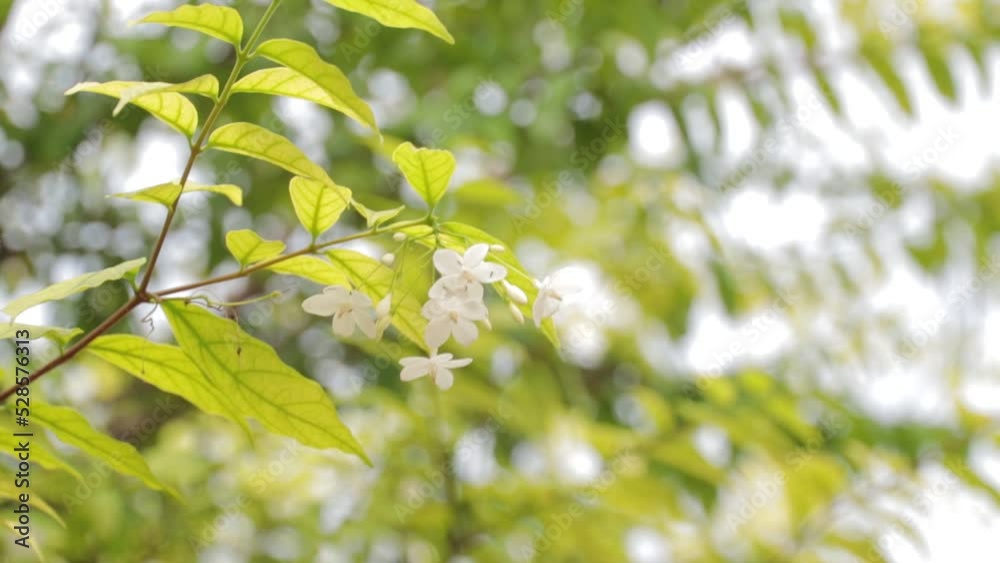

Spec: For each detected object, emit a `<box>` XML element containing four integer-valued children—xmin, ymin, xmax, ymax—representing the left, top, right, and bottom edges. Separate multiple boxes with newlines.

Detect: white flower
<box><xmin>381</xmin><ymin>253</ymin><xmax>396</xmax><ymax>266</ymax></box>
<box><xmin>399</xmin><ymin>352</ymin><xmax>473</xmax><ymax>390</ymax></box>
<box><xmin>430</xmin><ymin>244</ymin><xmax>507</xmax><ymax>299</ymax></box>
<box><xmin>302</xmin><ymin>285</ymin><xmax>376</xmax><ymax>338</ymax></box>
<box><xmin>532</xmin><ymin>270</ymin><xmax>580</xmax><ymax>327</ymax></box>
<box><xmin>376</xmin><ymin>294</ymin><xmax>392</xmax><ymax>319</ymax></box>
<box><xmin>422</xmin><ymin>296</ymin><xmax>489</xmax><ymax>348</ymax></box>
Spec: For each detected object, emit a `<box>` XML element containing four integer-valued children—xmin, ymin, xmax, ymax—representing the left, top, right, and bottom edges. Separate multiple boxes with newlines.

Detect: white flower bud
<box><xmin>376</xmin><ymin>294</ymin><xmax>392</xmax><ymax>319</ymax></box>
<box><xmin>482</xmin><ymin>317</ymin><xmax>492</xmax><ymax>331</ymax></box>
<box><xmin>381</xmin><ymin>253</ymin><xmax>396</xmax><ymax>266</ymax></box>
<box><xmin>508</xmin><ymin>303</ymin><xmax>525</xmax><ymax>325</ymax></box>
<box><xmin>502</xmin><ymin>280</ymin><xmax>528</xmax><ymax>305</ymax></box>
<box><xmin>393</xmin><ymin>232</ymin><xmax>407</xmax><ymax>242</ymax></box>
<box><xmin>375</xmin><ymin>316</ymin><xmax>392</xmax><ymax>340</ymax></box>
<box><xmin>490</xmin><ymin>244</ymin><xmax>505</xmax><ymax>253</ymax></box>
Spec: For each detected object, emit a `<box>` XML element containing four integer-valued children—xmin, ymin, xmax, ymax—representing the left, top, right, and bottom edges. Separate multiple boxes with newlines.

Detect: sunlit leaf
<box><xmin>108</xmin><ymin>75</ymin><xmax>220</xmax><ymax>116</ymax></box>
<box><xmin>87</xmin><ymin>335</ymin><xmax>249</xmax><ymax>435</ymax></box>
<box><xmin>0</xmin><ymin>417</ymin><xmax>84</xmax><ymax>483</ymax></box>
<box><xmin>254</xmin><ymin>39</ymin><xmax>378</xmax><ymax>131</ymax></box>
<box><xmin>917</xmin><ymin>33</ymin><xmax>958</xmax><ymax>102</ymax></box>
<box><xmin>322</xmin><ymin>0</ymin><xmax>454</xmax><ymax>44</ymax></box>
<box><xmin>860</xmin><ymin>44</ymin><xmax>914</xmax><ymax>116</ymax></box>
<box><xmin>326</xmin><ymin>249</ymin><xmax>427</xmax><ymax>349</ymax></box>
<box><xmin>161</xmin><ymin>301</ymin><xmax>370</xmax><ymax>463</ymax></box>
<box><xmin>113</xmin><ymin>181</ymin><xmax>242</xmax><ymax>207</ymax></box>
<box><xmin>32</xmin><ymin>403</ymin><xmax>177</xmax><ymax>496</ymax></box>
<box><xmin>289</xmin><ymin>176</ymin><xmax>352</xmax><ymax>238</ymax></box>
<box><xmin>1</xmin><ymin>258</ymin><xmax>146</xmax><ymax>321</ymax></box>
<box><xmin>0</xmin><ymin>324</ymin><xmax>82</xmax><ymax>345</ymax></box>
<box><xmin>352</xmin><ymin>201</ymin><xmax>406</xmax><ymax>228</ymax></box>
<box><xmin>66</xmin><ymin>82</ymin><xmax>199</xmax><ymax>137</ymax></box>
<box><xmin>207</xmin><ymin>122</ymin><xmax>330</xmax><ymax>181</ymax></box>
<box><xmin>225</xmin><ymin>230</ymin><xmax>286</xmax><ymax>267</ymax></box>
<box><xmin>233</xmin><ymin>68</ymin><xmax>372</xmax><ymax>129</ymax></box>
<box><xmin>0</xmin><ymin>475</ymin><xmax>65</xmax><ymax>527</ymax></box>
<box><xmin>137</xmin><ymin>4</ymin><xmax>244</xmax><ymax>47</ymax></box>
<box><xmin>392</xmin><ymin>142</ymin><xmax>456</xmax><ymax>208</ymax></box>
<box><xmin>267</xmin><ymin>256</ymin><xmax>351</xmax><ymax>286</ymax></box>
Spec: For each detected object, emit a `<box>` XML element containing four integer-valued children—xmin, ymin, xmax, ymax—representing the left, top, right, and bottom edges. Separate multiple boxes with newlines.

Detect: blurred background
<box><xmin>1</xmin><ymin>0</ymin><xmax>1000</xmax><ymax>561</ymax></box>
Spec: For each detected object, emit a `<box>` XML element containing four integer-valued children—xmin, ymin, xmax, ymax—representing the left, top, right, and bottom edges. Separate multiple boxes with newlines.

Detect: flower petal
<box><xmin>452</xmin><ymin>319</ymin><xmax>479</xmax><ymax>345</ymax></box>
<box><xmin>462</xmin><ymin>244</ymin><xmax>490</xmax><ymax>268</ymax></box>
<box><xmin>302</xmin><ymin>294</ymin><xmax>338</xmax><ymax>316</ymax></box>
<box><xmin>322</xmin><ymin>285</ymin><xmax>351</xmax><ymax>300</ymax></box>
<box><xmin>459</xmin><ymin>299</ymin><xmax>489</xmax><ymax>321</ymax></box>
<box><xmin>433</xmin><ymin>249</ymin><xmax>464</xmax><ymax>276</ymax></box>
<box><xmin>434</xmin><ymin>368</ymin><xmax>455</xmax><ymax>390</ymax></box>
<box><xmin>471</xmin><ymin>262</ymin><xmax>507</xmax><ymax>283</ymax></box>
<box><xmin>424</xmin><ymin>316</ymin><xmax>453</xmax><ymax>349</ymax></box>
<box><xmin>422</xmin><ymin>298</ymin><xmax>448</xmax><ymax>320</ymax></box>
<box><xmin>349</xmin><ymin>290</ymin><xmax>373</xmax><ymax>308</ymax></box>
<box><xmin>353</xmin><ymin>310</ymin><xmax>376</xmax><ymax>339</ymax></box>
<box><xmin>400</xmin><ymin>356</ymin><xmax>429</xmax><ymax>367</ymax></box>
<box><xmin>401</xmin><ymin>363</ymin><xmax>430</xmax><ymax>382</ymax></box>
<box><xmin>441</xmin><ymin>356</ymin><xmax>473</xmax><ymax>369</ymax></box>
<box><xmin>332</xmin><ymin>313</ymin><xmax>355</xmax><ymax>337</ymax></box>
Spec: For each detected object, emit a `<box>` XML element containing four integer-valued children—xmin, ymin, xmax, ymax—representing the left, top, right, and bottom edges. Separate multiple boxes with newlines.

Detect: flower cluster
<box><xmin>302</xmin><ymin>243</ymin><xmax>577</xmax><ymax>391</ymax></box>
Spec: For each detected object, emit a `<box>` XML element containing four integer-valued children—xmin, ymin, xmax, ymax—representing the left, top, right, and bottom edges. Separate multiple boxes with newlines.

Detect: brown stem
<box><xmin>0</xmin><ymin>297</ymin><xmax>141</xmax><ymax>402</ymax></box>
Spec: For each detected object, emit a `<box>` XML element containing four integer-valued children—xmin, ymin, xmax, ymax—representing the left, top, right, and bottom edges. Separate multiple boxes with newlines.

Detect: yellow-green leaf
<box><xmin>66</xmin><ymin>81</ymin><xmax>199</xmax><ymax>137</ymax></box>
<box><xmin>1</xmin><ymin>258</ymin><xmax>146</xmax><ymax>321</ymax></box>
<box><xmin>0</xmin><ymin>324</ymin><xmax>82</xmax><ymax>345</ymax></box>
<box><xmin>32</xmin><ymin>403</ymin><xmax>177</xmax><ymax>496</ymax></box>
<box><xmin>87</xmin><ymin>335</ymin><xmax>248</xmax><ymax>435</ymax></box>
<box><xmin>0</xmin><ymin>475</ymin><xmax>65</xmax><ymax>527</ymax></box>
<box><xmin>268</xmin><ymin>256</ymin><xmax>351</xmax><ymax>286</ymax></box>
<box><xmin>352</xmin><ymin>201</ymin><xmax>405</xmax><ymax>228</ymax></box>
<box><xmin>392</xmin><ymin>142</ymin><xmax>456</xmax><ymax>208</ymax></box>
<box><xmin>113</xmin><ymin>181</ymin><xmax>242</xmax><ymax>207</ymax></box>
<box><xmin>254</xmin><ymin>39</ymin><xmax>378</xmax><ymax>131</ymax></box>
<box><xmin>0</xmin><ymin>418</ymin><xmax>83</xmax><ymax>483</ymax></box>
<box><xmin>289</xmin><ymin>177</ymin><xmax>352</xmax><ymax>238</ymax></box>
<box><xmin>225</xmin><ymin>230</ymin><xmax>285</xmax><ymax>267</ymax></box>
<box><xmin>161</xmin><ymin>301</ymin><xmax>370</xmax><ymax>463</ymax></box>
<box><xmin>233</xmin><ymin>67</ymin><xmax>372</xmax><ymax>129</ymax></box>
<box><xmin>207</xmin><ymin>122</ymin><xmax>330</xmax><ymax>181</ymax></box>
<box><xmin>917</xmin><ymin>34</ymin><xmax>958</xmax><ymax>102</ymax></box>
<box><xmin>109</xmin><ymin>75</ymin><xmax>220</xmax><ymax>116</ymax></box>
<box><xmin>137</xmin><ymin>4</ymin><xmax>243</xmax><ymax>47</ymax></box>
<box><xmin>326</xmin><ymin>249</ymin><xmax>427</xmax><ymax>349</ymax></box>
<box><xmin>860</xmin><ymin>45</ymin><xmax>913</xmax><ymax>116</ymax></box>
<box><xmin>323</xmin><ymin>0</ymin><xmax>454</xmax><ymax>44</ymax></box>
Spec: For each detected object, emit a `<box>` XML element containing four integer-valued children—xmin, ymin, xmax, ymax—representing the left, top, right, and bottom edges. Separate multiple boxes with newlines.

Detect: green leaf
<box><xmin>289</xmin><ymin>177</ymin><xmax>352</xmax><ymax>238</ymax></box>
<box><xmin>268</xmin><ymin>256</ymin><xmax>350</xmax><ymax>286</ymax></box>
<box><xmin>1</xmin><ymin>258</ymin><xmax>146</xmax><ymax>321</ymax></box>
<box><xmin>66</xmin><ymin>82</ymin><xmax>198</xmax><ymax>137</ymax></box>
<box><xmin>392</xmin><ymin>142</ymin><xmax>456</xmax><ymax>208</ymax></box>
<box><xmin>232</xmin><ymin>68</ymin><xmax>373</xmax><ymax>130</ymax></box>
<box><xmin>0</xmin><ymin>418</ymin><xmax>84</xmax><ymax>483</ymax></box>
<box><xmin>0</xmin><ymin>324</ymin><xmax>82</xmax><ymax>345</ymax></box>
<box><xmin>326</xmin><ymin>249</ymin><xmax>427</xmax><ymax>349</ymax></box>
<box><xmin>322</xmin><ymin>0</ymin><xmax>454</xmax><ymax>44</ymax></box>
<box><xmin>254</xmin><ymin>39</ymin><xmax>378</xmax><ymax>131</ymax></box>
<box><xmin>207</xmin><ymin>122</ymin><xmax>330</xmax><ymax>181</ymax></box>
<box><xmin>108</xmin><ymin>75</ymin><xmax>220</xmax><ymax>116</ymax></box>
<box><xmin>87</xmin><ymin>335</ymin><xmax>248</xmax><ymax>435</ymax></box>
<box><xmin>113</xmin><ymin>181</ymin><xmax>243</xmax><ymax>207</ymax></box>
<box><xmin>32</xmin><ymin>403</ymin><xmax>177</xmax><ymax>496</ymax></box>
<box><xmin>225</xmin><ymin>230</ymin><xmax>286</xmax><ymax>267</ymax></box>
<box><xmin>137</xmin><ymin>4</ymin><xmax>244</xmax><ymax>47</ymax></box>
<box><xmin>161</xmin><ymin>301</ymin><xmax>370</xmax><ymax>463</ymax></box>
<box><xmin>860</xmin><ymin>45</ymin><xmax>914</xmax><ymax>116</ymax></box>
<box><xmin>0</xmin><ymin>475</ymin><xmax>65</xmax><ymax>527</ymax></box>
<box><xmin>352</xmin><ymin>201</ymin><xmax>405</xmax><ymax>228</ymax></box>
<box><xmin>917</xmin><ymin>33</ymin><xmax>958</xmax><ymax>102</ymax></box>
